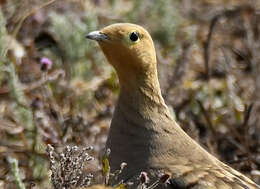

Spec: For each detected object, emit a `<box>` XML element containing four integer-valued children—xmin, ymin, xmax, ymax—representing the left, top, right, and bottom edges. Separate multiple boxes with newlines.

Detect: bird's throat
<box><xmin>118</xmin><ymin>68</ymin><xmax>167</xmax><ymax>120</ymax></box>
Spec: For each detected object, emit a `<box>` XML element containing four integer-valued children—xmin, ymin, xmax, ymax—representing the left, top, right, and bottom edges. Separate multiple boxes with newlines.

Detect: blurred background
<box><xmin>0</xmin><ymin>0</ymin><xmax>259</xmax><ymax>188</ymax></box>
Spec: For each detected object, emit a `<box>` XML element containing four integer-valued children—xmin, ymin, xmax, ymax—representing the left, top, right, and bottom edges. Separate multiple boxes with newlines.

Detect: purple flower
<box><xmin>40</xmin><ymin>57</ymin><xmax>53</xmax><ymax>71</ymax></box>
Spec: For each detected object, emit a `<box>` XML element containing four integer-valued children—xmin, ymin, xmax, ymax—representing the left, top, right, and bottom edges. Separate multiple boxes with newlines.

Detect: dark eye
<box><xmin>129</xmin><ymin>32</ymin><xmax>139</xmax><ymax>42</ymax></box>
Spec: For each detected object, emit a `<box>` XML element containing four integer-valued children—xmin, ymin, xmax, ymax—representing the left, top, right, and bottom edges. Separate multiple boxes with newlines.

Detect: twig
<box><xmin>230</xmin><ymin>47</ymin><xmax>252</xmax><ymax>67</ymax></box>
<box><xmin>242</xmin><ymin>103</ymin><xmax>254</xmax><ymax>166</ymax></box>
<box><xmin>196</xmin><ymin>99</ymin><xmax>216</xmax><ymax>136</ymax></box>
<box><xmin>2</xmin><ymin>0</ymin><xmax>57</xmax><ymax>59</ymax></box>
<box><xmin>165</xmin><ymin>42</ymin><xmax>191</xmax><ymax>93</ymax></box>
<box><xmin>23</xmin><ymin>70</ymin><xmax>65</xmax><ymax>92</ymax></box>
<box><xmin>204</xmin><ymin>14</ymin><xmax>221</xmax><ymax>79</ymax></box>
<box><xmin>12</xmin><ymin>0</ymin><xmax>56</xmax><ymax>38</ymax></box>
<box><xmin>204</xmin><ymin>6</ymin><xmax>251</xmax><ymax>79</ymax></box>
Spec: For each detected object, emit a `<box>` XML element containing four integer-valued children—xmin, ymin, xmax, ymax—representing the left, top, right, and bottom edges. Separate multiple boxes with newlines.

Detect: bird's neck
<box><xmin>116</xmin><ymin>66</ymin><xmax>169</xmax><ymax>120</ymax></box>
<box><xmin>107</xmin><ymin>66</ymin><xmax>181</xmax><ymax>172</ymax></box>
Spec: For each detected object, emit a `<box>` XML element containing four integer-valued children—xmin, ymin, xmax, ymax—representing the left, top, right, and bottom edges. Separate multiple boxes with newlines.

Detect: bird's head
<box><xmin>86</xmin><ymin>23</ymin><xmax>157</xmax><ymax>82</ymax></box>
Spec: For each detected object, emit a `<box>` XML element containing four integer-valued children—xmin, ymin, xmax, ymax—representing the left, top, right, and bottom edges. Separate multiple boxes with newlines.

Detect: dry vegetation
<box><xmin>0</xmin><ymin>0</ymin><xmax>259</xmax><ymax>188</ymax></box>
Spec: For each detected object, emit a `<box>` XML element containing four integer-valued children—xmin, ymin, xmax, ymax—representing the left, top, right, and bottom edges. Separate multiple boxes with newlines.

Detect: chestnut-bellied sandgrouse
<box><xmin>86</xmin><ymin>23</ymin><xmax>260</xmax><ymax>189</ymax></box>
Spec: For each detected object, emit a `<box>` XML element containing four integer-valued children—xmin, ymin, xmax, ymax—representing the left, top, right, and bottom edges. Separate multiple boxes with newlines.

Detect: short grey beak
<box><xmin>86</xmin><ymin>31</ymin><xmax>109</xmax><ymax>41</ymax></box>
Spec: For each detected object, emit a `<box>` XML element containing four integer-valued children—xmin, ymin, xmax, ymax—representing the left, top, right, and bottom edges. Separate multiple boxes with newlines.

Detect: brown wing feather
<box><xmin>168</xmin><ymin>164</ymin><xmax>260</xmax><ymax>189</ymax></box>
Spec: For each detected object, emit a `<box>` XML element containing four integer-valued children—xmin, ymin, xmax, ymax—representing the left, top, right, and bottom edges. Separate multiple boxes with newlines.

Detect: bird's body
<box><xmin>86</xmin><ymin>23</ymin><xmax>260</xmax><ymax>189</ymax></box>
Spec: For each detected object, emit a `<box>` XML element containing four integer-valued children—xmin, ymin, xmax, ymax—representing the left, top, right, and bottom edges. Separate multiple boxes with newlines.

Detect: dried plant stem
<box><xmin>2</xmin><ymin>0</ymin><xmax>57</xmax><ymax>59</ymax></box>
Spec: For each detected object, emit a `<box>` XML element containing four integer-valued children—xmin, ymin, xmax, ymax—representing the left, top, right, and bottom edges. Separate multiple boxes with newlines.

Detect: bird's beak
<box><xmin>86</xmin><ymin>31</ymin><xmax>109</xmax><ymax>41</ymax></box>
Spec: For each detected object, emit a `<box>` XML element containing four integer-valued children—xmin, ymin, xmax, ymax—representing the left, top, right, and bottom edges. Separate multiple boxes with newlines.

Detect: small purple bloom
<box><xmin>40</xmin><ymin>57</ymin><xmax>53</xmax><ymax>71</ymax></box>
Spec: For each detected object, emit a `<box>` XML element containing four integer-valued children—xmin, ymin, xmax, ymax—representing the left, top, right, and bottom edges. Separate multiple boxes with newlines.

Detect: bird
<box><xmin>86</xmin><ymin>23</ymin><xmax>260</xmax><ymax>189</ymax></box>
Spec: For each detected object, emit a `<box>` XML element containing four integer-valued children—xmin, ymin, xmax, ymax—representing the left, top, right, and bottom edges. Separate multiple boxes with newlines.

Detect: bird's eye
<box><xmin>129</xmin><ymin>31</ymin><xmax>139</xmax><ymax>42</ymax></box>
